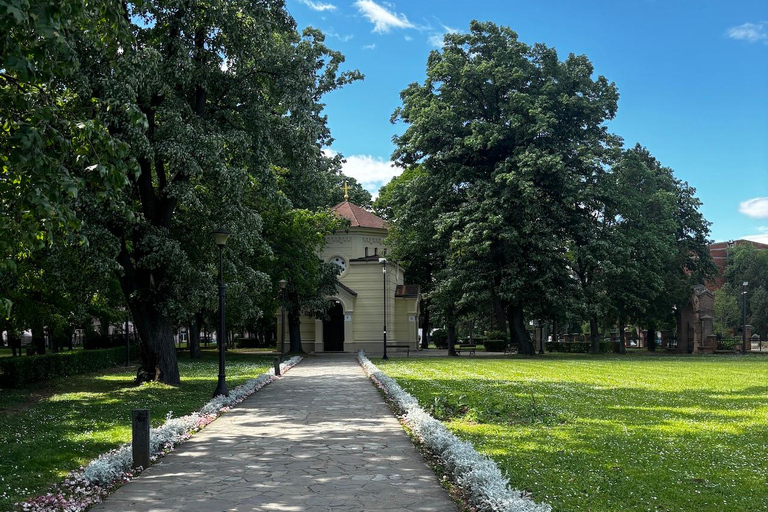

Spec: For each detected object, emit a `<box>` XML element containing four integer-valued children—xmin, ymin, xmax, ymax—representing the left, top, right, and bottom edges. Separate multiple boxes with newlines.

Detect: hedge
<box><xmin>482</xmin><ymin>339</ymin><xmax>507</xmax><ymax>352</ymax></box>
<box><xmin>545</xmin><ymin>341</ymin><xmax>612</xmax><ymax>353</ymax></box>
<box><xmin>0</xmin><ymin>345</ymin><xmax>139</xmax><ymax>388</ymax></box>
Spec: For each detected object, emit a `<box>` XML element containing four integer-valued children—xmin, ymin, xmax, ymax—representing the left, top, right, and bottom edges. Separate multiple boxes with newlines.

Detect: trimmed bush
<box><xmin>0</xmin><ymin>346</ymin><xmax>139</xmax><ymax>388</ymax></box>
<box><xmin>482</xmin><ymin>339</ymin><xmax>507</xmax><ymax>352</ymax></box>
<box><xmin>545</xmin><ymin>341</ymin><xmax>611</xmax><ymax>353</ymax></box>
<box><xmin>431</xmin><ymin>329</ymin><xmax>448</xmax><ymax>348</ymax></box>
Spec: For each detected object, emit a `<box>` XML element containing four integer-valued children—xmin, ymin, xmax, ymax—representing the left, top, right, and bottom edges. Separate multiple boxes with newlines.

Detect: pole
<box><xmin>742</xmin><ymin>282</ymin><xmax>747</xmax><ymax>355</ymax></box>
<box><xmin>124</xmin><ymin>318</ymin><xmax>130</xmax><ymax>366</ymax></box>
<box><xmin>382</xmin><ymin>260</ymin><xmax>388</xmax><ymax>360</ymax></box>
<box><xmin>213</xmin><ymin>244</ymin><xmax>228</xmax><ymax>397</ymax></box>
<box><xmin>280</xmin><ymin>287</ymin><xmax>286</xmax><ymax>362</ymax></box>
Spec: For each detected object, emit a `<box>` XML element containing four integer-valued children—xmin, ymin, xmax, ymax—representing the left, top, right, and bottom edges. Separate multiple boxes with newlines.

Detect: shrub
<box><xmin>0</xmin><ymin>346</ymin><xmax>139</xmax><ymax>388</ymax></box>
<box><xmin>545</xmin><ymin>341</ymin><xmax>611</xmax><ymax>353</ymax></box>
<box><xmin>482</xmin><ymin>339</ymin><xmax>507</xmax><ymax>352</ymax></box>
<box><xmin>431</xmin><ymin>329</ymin><xmax>448</xmax><ymax>348</ymax></box>
<box><xmin>486</xmin><ymin>330</ymin><xmax>507</xmax><ymax>341</ymax></box>
<box><xmin>717</xmin><ymin>338</ymin><xmax>736</xmax><ymax>351</ymax></box>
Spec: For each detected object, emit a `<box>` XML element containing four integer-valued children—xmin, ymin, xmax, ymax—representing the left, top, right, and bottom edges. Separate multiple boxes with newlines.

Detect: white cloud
<box><xmin>326</xmin><ymin>30</ymin><xmax>353</xmax><ymax>42</ymax></box>
<box><xmin>354</xmin><ymin>0</ymin><xmax>415</xmax><ymax>33</ymax></box>
<box><xmin>428</xmin><ymin>24</ymin><xmax>460</xmax><ymax>48</ymax></box>
<box><xmin>362</xmin><ymin>43</ymin><xmax>376</xmax><ymax>50</ymax></box>
<box><xmin>742</xmin><ymin>234</ymin><xmax>768</xmax><ymax>245</ymax></box>
<box><xmin>327</xmin><ymin>151</ymin><xmax>401</xmax><ymax>198</ymax></box>
<box><xmin>739</xmin><ymin>197</ymin><xmax>768</xmax><ymax>218</ymax></box>
<box><xmin>727</xmin><ymin>22</ymin><xmax>768</xmax><ymax>43</ymax></box>
<box><xmin>404</xmin><ymin>35</ymin><xmax>413</xmax><ymax>41</ymax></box>
<box><xmin>299</xmin><ymin>0</ymin><xmax>337</xmax><ymax>11</ymax></box>
<box><xmin>759</xmin><ymin>226</ymin><xmax>768</xmax><ymax>233</ymax></box>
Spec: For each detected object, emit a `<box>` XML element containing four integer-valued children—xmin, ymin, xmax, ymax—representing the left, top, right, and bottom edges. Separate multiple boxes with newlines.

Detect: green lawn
<box><xmin>0</xmin><ymin>351</ymin><xmax>272</xmax><ymax>510</ymax></box>
<box><xmin>378</xmin><ymin>354</ymin><xmax>768</xmax><ymax>512</ymax></box>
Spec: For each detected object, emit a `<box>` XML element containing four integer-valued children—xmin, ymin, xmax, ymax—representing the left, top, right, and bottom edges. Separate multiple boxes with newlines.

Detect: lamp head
<box><xmin>212</xmin><ymin>227</ymin><xmax>231</xmax><ymax>247</ymax></box>
<box><xmin>744</xmin><ymin>281</ymin><xmax>749</xmax><ymax>287</ymax></box>
<box><xmin>278</xmin><ymin>279</ymin><xmax>288</xmax><ymax>289</ymax></box>
<box><xmin>379</xmin><ymin>258</ymin><xmax>387</xmax><ymax>265</ymax></box>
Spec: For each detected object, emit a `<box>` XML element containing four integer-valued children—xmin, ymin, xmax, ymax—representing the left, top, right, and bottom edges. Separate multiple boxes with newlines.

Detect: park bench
<box><xmin>456</xmin><ymin>343</ymin><xmax>476</xmax><ymax>355</ymax></box>
<box><xmin>386</xmin><ymin>344</ymin><xmax>410</xmax><ymax>357</ymax></box>
<box><xmin>504</xmin><ymin>343</ymin><xmax>517</xmax><ymax>354</ymax></box>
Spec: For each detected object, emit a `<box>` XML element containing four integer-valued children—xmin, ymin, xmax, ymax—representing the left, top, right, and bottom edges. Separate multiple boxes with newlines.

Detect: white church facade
<box><xmin>277</xmin><ymin>199</ymin><xmax>421</xmax><ymax>355</ymax></box>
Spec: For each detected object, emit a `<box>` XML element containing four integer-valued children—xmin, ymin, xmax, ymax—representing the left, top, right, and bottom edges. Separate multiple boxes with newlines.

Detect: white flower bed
<box><xmin>18</xmin><ymin>356</ymin><xmax>302</xmax><ymax>512</ymax></box>
<box><xmin>357</xmin><ymin>351</ymin><xmax>551</xmax><ymax>512</ymax></box>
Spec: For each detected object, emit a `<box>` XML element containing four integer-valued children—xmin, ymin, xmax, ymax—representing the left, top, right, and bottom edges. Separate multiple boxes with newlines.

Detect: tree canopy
<box><xmin>2</xmin><ymin>0</ymin><xmax>361</xmax><ymax>383</ymax></box>
<box><xmin>388</xmin><ymin>21</ymin><xmax>714</xmax><ymax>353</ymax></box>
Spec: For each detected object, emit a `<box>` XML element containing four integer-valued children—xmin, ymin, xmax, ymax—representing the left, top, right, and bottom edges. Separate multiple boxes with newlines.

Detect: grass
<box><xmin>0</xmin><ymin>350</ymin><xmax>272</xmax><ymax>510</ymax></box>
<box><xmin>377</xmin><ymin>353</ymin><xmax>768</xmax><ymax>512</ymax></box>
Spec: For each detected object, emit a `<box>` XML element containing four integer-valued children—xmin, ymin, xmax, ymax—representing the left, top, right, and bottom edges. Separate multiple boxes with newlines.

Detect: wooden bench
<box><xmin>456</xmin><ymin>343</ymin><xmax>476</xmax><ymax>355</ymax></box>
<box><xmin>386</xmin><ymin>344</ymin><xmax>410</xmax><ymax>356</ymax></box>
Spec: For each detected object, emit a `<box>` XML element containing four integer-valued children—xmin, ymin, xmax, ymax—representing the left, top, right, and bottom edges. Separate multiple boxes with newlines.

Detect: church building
<box><xmin>277</xmin><ymin>196</ymin><xmax>421</xmax><ymax>354</ymax></box>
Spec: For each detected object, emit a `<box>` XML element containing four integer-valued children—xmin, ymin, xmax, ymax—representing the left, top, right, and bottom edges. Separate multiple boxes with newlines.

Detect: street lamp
<box><xmin>212</xmin><ymin>227</ymin><xmax>231</xmax><ymax>397</ymax></box>
<box><xmin>380</xmin><ymin>258</ymin><xmax>388</xmax><ymax>360</ymax></box>
<box><xmin>742</xmin><ymin>281</ymin><xmax>749</xmax><ymax>355</ymax></box>
<box><xmin>279</xmin><ymin>279</ymin><xmax>287</xmax><ymax>361</ymax></box>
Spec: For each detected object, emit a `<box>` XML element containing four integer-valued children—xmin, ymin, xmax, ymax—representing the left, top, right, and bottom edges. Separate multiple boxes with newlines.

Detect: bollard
<box><xmin>274</xmin><ymin>357</ymin><xmax>281</xmax><ymax>376</ymax></box>
<box><xmin>132</xmin><ymin>409</ymin><xmax>150</xmax><ymax>471</ymax></box>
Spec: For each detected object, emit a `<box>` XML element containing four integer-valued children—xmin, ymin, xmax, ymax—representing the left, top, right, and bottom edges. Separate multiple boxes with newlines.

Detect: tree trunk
<box><xmin>508</xmin><ymin>304</ymin><xmax>534</xmax><ymax>355</ymax></box>
<box><xmin>646</xmin><ymin>323</ymin><xmax>657</xmax><ymax>352</ymax></box>
<box><xmin>31</xmin><ymin>323</ymin><xmax>46</xmax><ymax>355</ymax></box>
<box><xmin>491</xmin><ymin>288</ymin><xmax>507</xmax><ymax>336</ymax></box>
<box><xmin>288</xmin><ymin>309</ymin><xmax>303</xmax><ymax>353</ymax></box>
<box><xmin>675</xmin><ymin>307</ymin><xmax>687</xmax><ymax>354</ymax></box>
<box><xmin>589</xmin><ymin>316</ymin><xmax>600</xmax><ymax>354</ymax></box>
<box><xmin>447</xmin><ymin>320</ymin><xmax>458</xmax><ymax>356</ymax></box>
<box><xmin>12</xmin><ymin>332</ymin><xmax>21</xmax><ymax>357</ymax></box>
<box><xmin>130</xmin><ymin>301</ymin><xmax>180</xmax><ymax>385</ymax></box>
<box><xmin>552</xmin><ymin>319</ymin><xmax>558</xmax><ymax>343</ymax></box>
<box><xmin>49</xmin><ymin>326</ymin><xmax>60</xmax><ymax>353</ymax></box>
<box><xmin>420</xmin><ymin>303</ymin><xmax>430</xmax><ymax>349</ymax></box>
<box><xmin>189</xmin><ymin>312</ymin><xmax>202</xmax><ymax>359</ymax></box>
<box><xmin>618</xmin><ymin>316</ymin><xmax>627</xmax><ymax>354</ymax></box>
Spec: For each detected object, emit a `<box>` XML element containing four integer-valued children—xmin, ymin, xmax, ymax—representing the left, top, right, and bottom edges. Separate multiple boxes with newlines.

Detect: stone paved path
<box><xmin>90</xmin><ymin>355</ymin><xmax>458</xmax><ymax>512</ymax></box>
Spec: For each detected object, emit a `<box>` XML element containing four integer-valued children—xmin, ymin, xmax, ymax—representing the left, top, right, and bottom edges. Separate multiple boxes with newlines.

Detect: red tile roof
<box><xmin>331</xmin><ymin>201</ymin><xmax>389</xmax><ymax>230</ymax></box>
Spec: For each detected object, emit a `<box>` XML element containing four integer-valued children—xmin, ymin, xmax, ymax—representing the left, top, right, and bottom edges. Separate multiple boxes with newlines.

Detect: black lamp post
<box><xmin>124</xmin><ymin>317</ymin><xmax>130</xmax><ymax>366</ymax></box>
<box><xmin>742</xmin><ymin>281</ymin><xmax>749</xmax><ymax>355</ymax></box>
<box><xmin>212</xmin><ymin>227</ymin><xmax>231</xmax><ymax>397</ymax></box>
<box><xmin>380</xmin><ymin>258</ymin><xmax>388</xmax><ymax>360</ymax></box>
<box><xmin>279</xmin><ymin>279</ymin><xmax>287</xmax><ymax>361</ymax></box>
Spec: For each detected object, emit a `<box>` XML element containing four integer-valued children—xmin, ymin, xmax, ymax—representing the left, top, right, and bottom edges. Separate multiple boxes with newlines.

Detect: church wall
<box><xmin>276</xmin><ymin>221</ymin><xmax>419</xmax><ymax>354</ymax></box>
<box><xmin>320</xmin><ymin>229</ymin><xmax>387</xmax><ymax>263</ymax></box>
<box><xmin>394</xmin><ymin>298</ymin><xmax>418</xmax><ymax>345</ymax></box>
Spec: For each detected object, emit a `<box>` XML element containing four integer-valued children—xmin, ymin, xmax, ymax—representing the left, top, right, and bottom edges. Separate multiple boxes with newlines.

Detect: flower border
<box><xmin>357</xmin><ymin>350</ymin><xmax>551</xmax><ymax>512</ymax></box>
<box><xmin>17</xmin><ymin>356</ymin><xmax>303</xmax><ymax>512</ymax></box>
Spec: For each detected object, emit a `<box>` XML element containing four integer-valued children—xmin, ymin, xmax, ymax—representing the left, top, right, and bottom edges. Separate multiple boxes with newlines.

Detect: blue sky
<box><xmin>287</xmin><ymin>0</ymin><xmax>768</xmax><ymax>244</ymax></box>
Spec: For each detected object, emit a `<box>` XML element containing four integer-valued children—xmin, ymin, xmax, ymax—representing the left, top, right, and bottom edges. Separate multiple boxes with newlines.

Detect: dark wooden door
<box><xmin>323</xmin><ymin>302</ymin><xmax>345</xmax><ymax>351</ymax></box>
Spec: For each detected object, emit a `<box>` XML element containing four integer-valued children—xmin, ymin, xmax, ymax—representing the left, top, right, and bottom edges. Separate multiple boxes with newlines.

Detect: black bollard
<box><xmin>274</xmin><ymin>357</ymin><xmax>281</xmax><ymax>376</ymax></box>
<box><xmin>132</xmin><ymin>409</ymin><xmax>150</xmax><ymax>471</ymax></box>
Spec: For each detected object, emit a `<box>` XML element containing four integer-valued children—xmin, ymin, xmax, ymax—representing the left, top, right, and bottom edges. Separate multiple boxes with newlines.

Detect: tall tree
<box><xmin>724</xmin><ymin>244</ymin><xmax>768</xmax><ymax>336</ymax></box>
<box><xmin>392</xmin><ymin>21</ymin><xmax>619</xmax><ymax>354</ymax></box>
<box><xmin>63</xmin><ymin>1</ymin><xmax>359</xmax><ymax>384</ymax></box>
<box><xmin>604</xmin><ymin>146</ymin><xmax>714</xmax><ymax>353</ymax></box>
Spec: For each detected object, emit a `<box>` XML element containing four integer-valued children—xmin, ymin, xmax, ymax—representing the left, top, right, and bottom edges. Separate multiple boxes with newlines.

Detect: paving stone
<box><xmin>89</xmin><ymin>355</ymin><xmax>457</xmax><ymax>512</ymax></box>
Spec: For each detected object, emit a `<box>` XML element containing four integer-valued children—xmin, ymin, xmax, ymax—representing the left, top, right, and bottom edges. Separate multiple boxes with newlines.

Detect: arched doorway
<box><xmin>323</xmin><ymin>301</ymin><xmax>345</xmax><ymax>351</ymax></box>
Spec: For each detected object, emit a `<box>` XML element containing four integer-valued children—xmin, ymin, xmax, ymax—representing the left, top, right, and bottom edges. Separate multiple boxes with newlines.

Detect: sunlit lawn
<box><xmin>0</xmin><ymin>351</ymin><xmax>272</xmax><ymax>509</ymax></box>
<box><xmin>378</xmin><ymin>354</ymin><xmax>768</xmax><ymax>512</ymax></box>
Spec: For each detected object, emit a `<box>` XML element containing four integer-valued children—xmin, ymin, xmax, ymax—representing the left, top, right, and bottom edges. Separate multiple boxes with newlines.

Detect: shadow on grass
<box><xmin>379</xmin><ymin>357</ymin><xmax>768</xmax><ymax>512</ymax></box>
<box><xmin>0</xmin><ymin>352</ymin><xmax>273</xmax><ymax>510</ymax></box>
